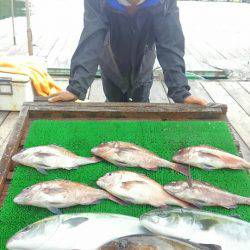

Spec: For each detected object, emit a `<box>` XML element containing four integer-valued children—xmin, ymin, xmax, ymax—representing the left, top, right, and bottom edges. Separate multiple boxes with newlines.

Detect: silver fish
<box><xmin>140</xmin><ymin>208</ymin><xmax>250</xmax><ymax>250</ymax></box>
<box><xmin>99</xmin><ymin>234</ymin><xmax>221</xmax><ymax>250</ymax></box>
<box><xmin>164</xmin><ymin>180</ymin><xmax>250</xmax><ymax>209</ymax></box>
<box><xmin>12</xmin><ymin>145</ymin><xmax>101</xmax><ymax>174</ymax></box>
<box><xmin>7</xmin><ymin>213</ymin><xmax>148</xmax><ymax>250</ymax></box>
<box><xmin>173</xmin><ymin>145</ymin><xmax>250</xmax><ymax>170</ymax></box>
<box><xmin>14</xmin><ymin>180</ymin><xmax>124</xmax><ymax>214</ymax></box>
<box><xmin>97</xmin><ymin>171</ymin><xmax>194</xmax><ymax>208</ymax></box>
<box><xmin>91</xmin><ymin>141</ymin><xmax>190</xmax><ymax>176</ymax></box>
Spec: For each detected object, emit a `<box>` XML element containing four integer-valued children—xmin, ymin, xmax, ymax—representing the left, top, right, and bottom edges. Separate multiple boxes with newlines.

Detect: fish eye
<box><xmin>108</xmin><ymin>173</ymin><xmax>112</xmax><ymax>176</ymax></box>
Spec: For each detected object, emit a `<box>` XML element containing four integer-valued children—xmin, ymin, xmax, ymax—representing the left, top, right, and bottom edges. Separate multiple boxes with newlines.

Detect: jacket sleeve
<box><xmin>153</xmin><ymin>0</ymin><xmax>191</xmax><ymax>103</ymax></box>
<box><xmin>67</xmin><ymin>0</ymin><xmax>108</xmax><ymax>100</ymax></box>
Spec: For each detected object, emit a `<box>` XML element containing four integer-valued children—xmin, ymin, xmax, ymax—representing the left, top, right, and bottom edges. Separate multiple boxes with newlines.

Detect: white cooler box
<box><xmin>0</xmin><ymin>72</ymin><xmax>34</xmax><ymax>111</ymax></box>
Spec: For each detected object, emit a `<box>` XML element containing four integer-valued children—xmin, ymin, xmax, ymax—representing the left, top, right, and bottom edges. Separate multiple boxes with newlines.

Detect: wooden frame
<box><xmin>0</xmin><ymin>102</ymin><xmax>230</xmax><ymax>204</ymax></box>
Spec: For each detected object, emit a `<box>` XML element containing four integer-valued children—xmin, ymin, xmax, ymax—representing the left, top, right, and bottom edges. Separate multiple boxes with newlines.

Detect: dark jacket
<box><xmin>67</xmin><ymin>0</ymin><xmax>191</xmax><ymax>103</ymax></box>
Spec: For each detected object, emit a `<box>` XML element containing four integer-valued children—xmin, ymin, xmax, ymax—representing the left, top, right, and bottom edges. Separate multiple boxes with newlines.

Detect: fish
<box><xmin>12</xmin><ymin>145</ymin><xmax>101</xmax><ymax>174</ymax></box>
<box><xmin>7</xmin><ymin>213</ymin><xmax>148</xmax><ymax>250</ymax></box>
<box><xmin>140</xmin><ymin>208</ymin><xmax>250</xmax><ymax>250</ymax></box>
<box><xmin>97</xmin><ymin>171</ymin><xmax>194</xmax><ymax>208</ymax></box>
<box><xmin>14</xmin><ymin>180</ymin><xmax>124</xmax><ymax>214</ymax></box>
<box><xmin>99</xmin><ymin>234</ymin><xmax>221</xmax><ymax>250</ymax></box>
<box><xmin>91</xmin><ymin>141</ymin><xmax>190</xmax><ymax>176</ymax></box>
<box><xmin>173</xmin><ymin>145</ymin><xmax>250</xmax><ymax>170</ymax></box>
<box><xmin>164</xmin><ymin>180</ymin><xmax>250</xmax><ymax>209</ymax></box>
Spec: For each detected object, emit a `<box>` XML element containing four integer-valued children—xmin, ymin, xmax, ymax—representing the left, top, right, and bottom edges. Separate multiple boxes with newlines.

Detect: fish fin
<box><xmin>159</xmin><ymin>204</ymin><xmax>169</xmax><ymax>208</ymax></box>
<box><xmin>115</xmin><ymin>160</ymin><xmax>129</xmax><ymax>167</ymax></box>
<box><xmin>63</xmin><ymin>217</ymin><xmax>88</xmax><ymax>227</ymax></box>
<box><xmin>48</xmin><ymin>207</ymin><xmax>62</xmax><ymax>215</ymax></box>
<box><xmin>33</xmin><ymin>152</ymin><xmax>54</xmax><ymax>158</ymax></box>
<box><xmin>190</xmin><ymin>199</ymin><xmax>207</xmax><ymax>209</ymax></box>
<box><xmin>222</xmin><ymin>204</ymin><xmax>238</xmax><ymax>209</ymax></box>
<box><xmin>186</xmin><ymin>166</ymin><xmax>193</xmax><ymax>187</ymax></box>
<box><xmin>43</xmin><ymin>187</ymin><xmax>65</xmax><ymax>195</ymax></box>
<box><xmin>66</xmin><ymin>166</ymin><xmax>79</xmax><ymax>170</ymax></box>
<box><xmin>107</xmin><ymin>195</ymin><xmax>127</xmax><ymax>205</ymax></box>
<box><xmin>199</xmin><ymin>218</ymin><xmax>219</xmax><ymax>231</ymax></box>
<box><xmin>121</xmin><ymin>181</ymin><xmax>146</xmax><ymax>190</ymax></box>
<box><xmin>36</xmin><ymin>166</ymin><xmax>48</xmax><ymax>175</ymax></box>
<box><xmin>198</xmin><ymin>243</ymin><xmax>222</xmax><ymax>250</ymax></box>
<box><xmin>199</xmin><ymin>151</ymin><xmax>222</xmax><ymax>160</ymax></box>
<box><xmin>90</xmin><ymin>200</ymin><xmax>102</xmax><ymax>205</ymax></box>
<box><xmin>172</xmin><ymin>163</ymin><xmax>191</xmax><ymax>177</ymax></box>
<box><xmin>202</xmin><ymin>164</ymin><xmax>215</xmax><ymax>170</ymax></box>
<box><xmin>229</xmin><ymin>214</ymin><xmax>241</xmax><ymax>219</ymax></box>
<box><xmin>181</xmin><ymin>201</ymin><xmax>200</xmax><ymax>209</ymax></box>
<box><xmin>141</xmin><ymin>164</ymin><xmax>159</xmax><ymax>171</ymax></box>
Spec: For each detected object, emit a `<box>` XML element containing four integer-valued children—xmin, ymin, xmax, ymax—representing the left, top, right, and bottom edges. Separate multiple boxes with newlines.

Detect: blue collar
<box><xmin>106</xmin><ymin>0</ymin><xmax>160</xmax><ymax>12</ymax></box>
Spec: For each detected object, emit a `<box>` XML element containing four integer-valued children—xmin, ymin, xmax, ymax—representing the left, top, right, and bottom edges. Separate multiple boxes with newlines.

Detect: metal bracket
<box><xmin>0</xmin><ymin>78</ymin><xmax>13</xmax><ymax>95</ymax></box>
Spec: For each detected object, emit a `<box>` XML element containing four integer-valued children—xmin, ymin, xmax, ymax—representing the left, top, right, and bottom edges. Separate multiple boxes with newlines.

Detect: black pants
<box><xmin>102</xmin><ymin>73</ymin><xmax>153</xmax><ymax>102</ymax></box>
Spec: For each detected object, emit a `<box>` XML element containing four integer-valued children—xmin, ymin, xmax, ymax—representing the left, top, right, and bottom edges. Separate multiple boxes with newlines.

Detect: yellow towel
<box><xmin>0</xmin><ymin>60</ymin><xmax>61</xmax><ymax>96</ymax></box>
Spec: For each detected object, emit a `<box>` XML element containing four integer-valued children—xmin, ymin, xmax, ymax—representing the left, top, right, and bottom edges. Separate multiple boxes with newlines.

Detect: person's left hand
<box><xmin>184</xmin><ymin>95</ymin><xmax>207</xmax><ymax>106</ymax></box>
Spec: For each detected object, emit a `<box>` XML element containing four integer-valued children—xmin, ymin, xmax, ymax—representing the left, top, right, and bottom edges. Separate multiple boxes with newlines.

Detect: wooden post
<box><xmin>25</xmin><ymin>0</ymin><xmax>33</xmax><ymax>55</ymax></box>
<box><xmin>11</xmin><ymin>0</ymin><xmax>16</xmax><ymax>45</ymax></box>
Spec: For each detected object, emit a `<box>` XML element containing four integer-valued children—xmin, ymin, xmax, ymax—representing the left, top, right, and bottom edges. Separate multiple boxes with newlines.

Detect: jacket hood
<box><xmin>106</xmin><ymin>0</ymin><xmax>160</xmax><ymax>11</ymax></box>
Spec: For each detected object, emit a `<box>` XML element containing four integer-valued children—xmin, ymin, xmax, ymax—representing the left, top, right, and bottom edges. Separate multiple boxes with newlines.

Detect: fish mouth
<box><xmin>91</xmin><ymin>147</ymin><xmax>99</xmax><ymax>155</ymax></box>
<box><xmin>6</xmin><ymin>238</ymin><xmax>15</xmax><ymax>250</ymax></box>
<box><xmin>13</xmin><ymin>195</ymin><xmax>24</xmax><ymax>205</ymax></box>
<box><xmin>96</xmin><ymin>178</ymin><xmax>105</xmax><ymax>188</ymax></box>
<box><xmin>11</xmin><ymin>154</ymin><xmax>20</xmax><ymax>162</ymax></box>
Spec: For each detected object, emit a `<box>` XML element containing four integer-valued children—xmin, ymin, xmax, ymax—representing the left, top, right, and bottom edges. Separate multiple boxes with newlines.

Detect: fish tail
<box><xmin>243</xmin><ymin>160</ymin><xmax>250</xmax><ymax>170</ymax></box>
<box><xmin>172</xmin><ymin>163</ymin><xmax>191</xmax><ymax>177</ymax></box>
<box><xmin>89</xmin><ymin>156</ymin><xmax>102</xmax><ymax>163</ymax></box>
<box><xmin>238</xmin><ymin>197</ymin><xmax>250</xmax><ymax>206</ymax></box>
<box><xmin>107</xmin><ymin>194</ymin><xmax>127</xmax><ymax>205</ymax></box>
<box><xmin>80</xmin><ymin>156</ymin><xmax>101</xmax><ymax>164</ymax></box>
<box><xmin>160</xmin><ymin>160</ymin><xmax>191</xmax><ymax>177</ymax></box>
<box><xmin>164</xmin><ymin>193</ymin><xmax>198</xmax><ymax>209</ymax></box>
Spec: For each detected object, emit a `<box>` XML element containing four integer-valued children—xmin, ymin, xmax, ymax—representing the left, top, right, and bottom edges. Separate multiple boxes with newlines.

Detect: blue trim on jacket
<box><xmin>106</xmin><ymin>0</ymin><xmax>160</xmax><ymax>12</ymax></box>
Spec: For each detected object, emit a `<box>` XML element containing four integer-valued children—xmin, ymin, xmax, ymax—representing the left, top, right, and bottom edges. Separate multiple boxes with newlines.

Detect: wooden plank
<box><xmin>221</xmin><ymin>81</ymin><xmax>250</xmax><ymax>115</ymax></box>
<box><xmin>239</xmin><ymin>81</ymin><xmax>250</xmax><ymax>94</ymax></box>
<box><xmin>88</xmin><ymin>79</ymin><xmax>106</xmax><ymax>102</ymax></box>
<box><xmin>150</xmin><ymin>81</ymin><xmax>169</xmax><ymax>103</ymax></box>
<box><xmin>189</xmin><ymin>81</ymin><xmax>213</xmax><ymax>102</ymax></box>
<box><xmin>231</xmin><ymin>126</ymin><xmax>250</xmax><ymax>162</ymax></box>
<box><xmin>0</xmin><ymin>112</ymin><xmax>19</xmax><ymax>159</ymax></box>
<box><xmin>201</xmin><ymin>81</ymin><xmax>250</xmax><ymax>152</ymax></box>
<box><xmin>24</xmin><ymin>102</ymin><xmax>227</xmax><ymax>121</ymax></box>
<box><xmin>0</xmin><ymin>111</ymin><xmax>9</xmax><ymax>125</ymax></box>
<box><xmin>0</xmin><ymin>107</ymin><xmax>29</xmax><ymax>195</ymax></box>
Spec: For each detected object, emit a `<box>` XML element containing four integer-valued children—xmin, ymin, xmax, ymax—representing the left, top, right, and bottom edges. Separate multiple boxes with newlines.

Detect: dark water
<box><xmin>0</xmin><ymin>0</ymin><xmax>25</xmax><ymax>20</ymax></box>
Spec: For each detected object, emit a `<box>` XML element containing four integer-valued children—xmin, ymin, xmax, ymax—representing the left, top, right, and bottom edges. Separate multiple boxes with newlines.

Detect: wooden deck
<box><xmin>1</xmin><ymin>79</ymin><xmax>250</xmax><ymax>161</ymax></box>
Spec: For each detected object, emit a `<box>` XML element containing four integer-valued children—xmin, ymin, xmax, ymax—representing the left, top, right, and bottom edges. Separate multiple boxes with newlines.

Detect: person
<box><xmin>49</xmin><ymin>0</ymin><xmax>207</xmax><ymax>105</ymax></box>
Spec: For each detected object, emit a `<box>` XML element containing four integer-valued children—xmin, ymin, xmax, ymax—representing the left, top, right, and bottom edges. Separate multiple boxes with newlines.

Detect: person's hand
<box><xmin>184</xmin><ymin>95</ymin><xmax>207</xmax><ymax>106</ymax></box>
<box><xmin>48</xmin><ymin>91</ymin><xmax>78</xmax><ymax>103</ymax></box>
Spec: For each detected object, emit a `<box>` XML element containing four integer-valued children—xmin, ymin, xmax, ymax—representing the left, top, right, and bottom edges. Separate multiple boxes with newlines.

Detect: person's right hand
<box><xmin>48</xmin><ymin>91</ymin><xmax>78</xmax><ymax>103</ymax></box>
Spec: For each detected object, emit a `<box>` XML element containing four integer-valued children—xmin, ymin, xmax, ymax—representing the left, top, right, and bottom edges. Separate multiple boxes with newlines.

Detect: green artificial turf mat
<box><xmin>0</xmin><ymin>120</ymin><xmax>249</xmax><ymax>248</ymax></box>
